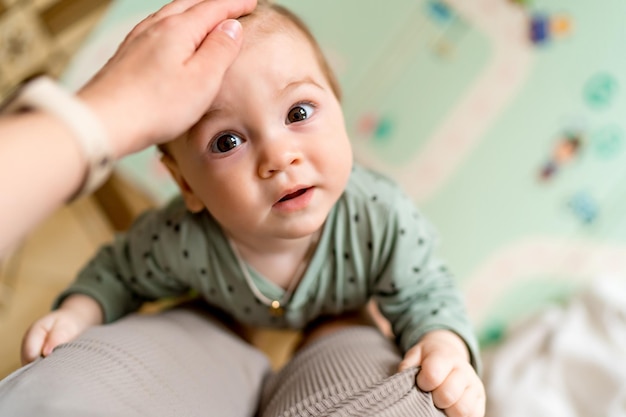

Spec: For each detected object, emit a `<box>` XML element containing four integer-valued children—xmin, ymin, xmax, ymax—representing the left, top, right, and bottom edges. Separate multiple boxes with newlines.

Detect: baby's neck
<box><xmin>229</xmin><ymin>232</ymin><xmax>320</xmax><ymax>290</ymax></box>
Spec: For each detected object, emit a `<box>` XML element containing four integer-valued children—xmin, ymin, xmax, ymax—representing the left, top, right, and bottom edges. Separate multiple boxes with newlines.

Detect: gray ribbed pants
<box><xmin>0</xmin><ymin>307</ymin><xmax>443</xmax><ymax>416</ymax></box>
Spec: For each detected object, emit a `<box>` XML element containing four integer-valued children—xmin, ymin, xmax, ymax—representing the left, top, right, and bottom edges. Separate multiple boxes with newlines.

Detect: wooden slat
<box><xmin>39</xmin><ymin>0</ymin><xmax>110</xmax><ymax>35</ymax></box>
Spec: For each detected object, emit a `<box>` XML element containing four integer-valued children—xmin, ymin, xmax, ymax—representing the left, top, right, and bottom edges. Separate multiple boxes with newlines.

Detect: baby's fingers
<box><xmin>430</xmin><ymin>367</ymin><xmax>467</xmax><ymax>410</ymax></box>
<box><xmin>20</xmin><ymin>322</ymin><xmax>50</xmax><ymax>364</ymax></box>
<box><xmin>21</xmin><ymin>315</ymin><xmax>83</xmax><ymax>364</ymax></box>
<box><xmin>41</xmin><ymin>325</ymin><xmax>77</xmax><ymax>357</ymax></box>
<box><xmin>442</xmin><ymin>383</ymin><xmax>486</xmax><ymax>417</ymax></box>
<box><xmin>398</xmin><ymin>345</ymin><xmax>422</xmax><ymax>372</ymax></box>
<box><xmin>416</xmin><ymin>353</ymin><xmax>453</xmax><ymax>392</ymax></box>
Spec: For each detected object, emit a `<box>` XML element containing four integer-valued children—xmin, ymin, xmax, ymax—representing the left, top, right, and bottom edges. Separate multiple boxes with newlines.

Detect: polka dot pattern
<box><xmin>57</xmin><ymin>165</ymin><xmax>478</xmax><ymax>364</ymax></box>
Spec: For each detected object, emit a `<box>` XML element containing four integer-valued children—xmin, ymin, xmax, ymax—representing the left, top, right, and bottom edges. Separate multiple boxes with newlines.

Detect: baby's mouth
<box><xmin>279</xmin><ymin>188</ymin><xmax>309</xmax><ymax>203</ymax></box>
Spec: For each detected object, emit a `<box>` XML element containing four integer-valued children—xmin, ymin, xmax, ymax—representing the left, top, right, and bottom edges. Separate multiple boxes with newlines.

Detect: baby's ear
<box><xmin>160</xmin><ymin>153</ymin><xmax>206</xmax><ymax>213</ymax></box>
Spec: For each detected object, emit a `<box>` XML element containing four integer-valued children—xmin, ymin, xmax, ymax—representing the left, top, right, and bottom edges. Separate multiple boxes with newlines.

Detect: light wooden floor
<box><xmin>0</xmin><ymin>194</ymin><xmax>299</xmax><ymax>380</ymax></box>
<box><xmin>0</xmin><ymin>197</ymin><xmax>114</xmax><ymax>379</ymax></box>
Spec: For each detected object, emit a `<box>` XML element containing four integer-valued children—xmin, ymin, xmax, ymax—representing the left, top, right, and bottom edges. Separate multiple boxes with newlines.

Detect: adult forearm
<box><xmin>0</xmin><ymin>111</ymin><xmax>85</xmax><ymax>257</ymax></box>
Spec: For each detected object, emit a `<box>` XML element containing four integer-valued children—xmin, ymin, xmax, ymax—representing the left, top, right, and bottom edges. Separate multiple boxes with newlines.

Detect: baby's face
<box><xmin>164</xmin><ymin>17</ymin><xmax>353</xmax><ymax>244</ymax></box>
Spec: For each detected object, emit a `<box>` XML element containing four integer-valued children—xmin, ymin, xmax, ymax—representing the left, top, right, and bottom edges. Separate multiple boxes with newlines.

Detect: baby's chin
<box><xmin>274</xmin><ymin>218</ymin><xmax>327</xmax><ymax>241</ymax></box>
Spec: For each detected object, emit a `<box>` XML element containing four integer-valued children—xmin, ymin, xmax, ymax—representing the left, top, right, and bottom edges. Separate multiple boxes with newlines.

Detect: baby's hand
<box><xmin>399</xmin><ymin>330</ymin><xmax>485</xmax><ymax>417</ymax></box>
<box><xmin>21</xmin><ymin>294</ymin><xmax>103</xmax><ymax>365</ymax></box>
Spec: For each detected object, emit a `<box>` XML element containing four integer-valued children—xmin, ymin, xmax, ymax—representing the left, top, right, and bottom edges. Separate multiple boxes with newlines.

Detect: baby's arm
<box><xmin>20</xmin><ymin>201</ymin><xmax>196</xmax><ymax>365</ymax></box>
<box><xmin>399</xmin><ymin>330</ymin><xmax>485</xmax><ymax>417</ymax></box>
<box><xmin>21</xmin><ymin>293</ymin><xmax>103</xmax><ymax>364</ymax></box>
<box><xmin>366</xmin><ymin>184</ymin><xmax>484</xmax><ymax>416</ymax></box>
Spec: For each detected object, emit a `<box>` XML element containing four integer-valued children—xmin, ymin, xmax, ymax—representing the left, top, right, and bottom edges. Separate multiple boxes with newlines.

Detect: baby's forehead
<box><xmin>232</xmin><ymin>4</ymin><xmax>342</xmax><ymax>101</ymax></box>
<box><xmin>240</xmin><ymin>5</ymin><xmax>284</xmax><ymax>26</ymax></box>
<box><xmin>239</xmin><ymin>6</ymin><xmax>306</xmax><ymax>44</ymax></box>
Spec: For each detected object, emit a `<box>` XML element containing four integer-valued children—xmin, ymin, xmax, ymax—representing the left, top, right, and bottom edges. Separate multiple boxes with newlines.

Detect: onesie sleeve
<box><xmin>54</xmin><ymin>200</ymin><xmax>193</xmax><ymax>323</ymax></box>
<box><xmin>370</xmin><ymin>189</ymin><xmax>480</xmax><ymax>371</ymax></box>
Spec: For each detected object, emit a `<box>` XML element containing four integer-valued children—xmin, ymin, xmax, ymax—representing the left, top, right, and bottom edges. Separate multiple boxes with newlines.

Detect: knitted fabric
<box><xmin>261</xmin><ymin>326</ymin><xmax>444</xmax><ymax>417</ymax></box>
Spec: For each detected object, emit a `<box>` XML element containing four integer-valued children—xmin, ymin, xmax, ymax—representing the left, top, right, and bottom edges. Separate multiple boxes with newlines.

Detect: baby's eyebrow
<box><xmin>192</xmin><ymin>107</ymin><xmax>226</xmax><ymax>131</ymax></box>
<box><xmin>186</xmin><ymin>108</ymin><xmax>225</xmax><ymax>144</ymax></box>
<box><xmin>188</xmin><ymin>76</ymin><xmax>324</xmax><ymax>141</ymax></box>
<box><xmin>278</xmin><ymin>76</ymin><xmax>324</xmax><ymax>96</ymax></box>
<box><xmin>201</xmin><ymin>107</ymin><xmax>224</xmax><ymax>120</ymax></box>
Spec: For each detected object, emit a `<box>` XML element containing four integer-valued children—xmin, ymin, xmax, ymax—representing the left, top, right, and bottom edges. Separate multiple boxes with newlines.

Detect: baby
<box><xmin>23</xmin><ymin>2</ymin><xmax>484</xmax><ymax>416</ymax></box>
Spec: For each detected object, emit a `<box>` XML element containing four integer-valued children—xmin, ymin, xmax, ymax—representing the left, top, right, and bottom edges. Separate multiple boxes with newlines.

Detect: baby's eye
<box><xmin>210</xmin><ymin>133</ymin><xmax>243</xmax><ymax>153</ymax></box>
<box><xmin>286</xmin><ymin>103</ymin><xmax>315</xmax><ymax>124</ymax></box>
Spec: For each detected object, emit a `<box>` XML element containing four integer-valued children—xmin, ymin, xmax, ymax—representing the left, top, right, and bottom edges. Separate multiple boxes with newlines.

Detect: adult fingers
<box><xmin>77</xmin><ymin>2</ymin><xmax>250</xmax><ymax>155</ymax></box>
<box><xmin>124</xmin><ymin>0</ymin><xmax>206</xmax><ymax>42</ymax></box>
<box><xmin>164</xmin><ymin>0</ymin><xmax>255</xmax><ymax>49</ymax></box>
<box><xmin>127</xmin><ymin>0</ymin><xmax>255</xmax><ymax>44</ymax></box>
<box><xmin>128</xmin><ymin>18</ymin><xmax>244</xmax><ymax>151</ymax></box>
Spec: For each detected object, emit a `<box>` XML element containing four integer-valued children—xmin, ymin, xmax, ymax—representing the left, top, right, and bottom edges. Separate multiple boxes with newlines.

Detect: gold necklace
<box><xmin>227</xmin><ymin>235</ymin><xmax>318</xmax><ymax>317</ymax></box>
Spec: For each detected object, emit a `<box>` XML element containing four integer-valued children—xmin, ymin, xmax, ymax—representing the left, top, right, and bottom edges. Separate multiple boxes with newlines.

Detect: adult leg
<box><xmin>0</xmin><ymin>303</ymin><xmax>270</xmax><ymax>417</ymax></box>
<box><xmin>259</xmin><ymin>311</ymin><xmax>445</xmax><ymax>417</ymax></box>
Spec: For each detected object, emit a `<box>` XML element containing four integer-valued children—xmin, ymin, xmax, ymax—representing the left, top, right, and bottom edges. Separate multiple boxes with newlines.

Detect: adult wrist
<box><xmin>0</xmin><ymin>75</ymin><xmax>115</xmax><ymax>200</ymax></box>
<box><xmin>76</xmin><ymin>87</ymin><xmax>133</xmax><ymax>159</ymax></box>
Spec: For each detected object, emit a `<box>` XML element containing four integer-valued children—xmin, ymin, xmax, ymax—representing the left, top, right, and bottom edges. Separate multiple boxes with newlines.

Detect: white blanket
<box><xmin>483</xmin><ymin>276</ymin><xmax>626</xmax><ymax>417</ymax></box>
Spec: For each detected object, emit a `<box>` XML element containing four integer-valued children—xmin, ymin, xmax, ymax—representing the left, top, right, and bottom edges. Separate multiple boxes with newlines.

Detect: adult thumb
<box><xmin>192</xmin><ymin>19</ymin><xmax>243</xmax><ymax>76</ymax></box>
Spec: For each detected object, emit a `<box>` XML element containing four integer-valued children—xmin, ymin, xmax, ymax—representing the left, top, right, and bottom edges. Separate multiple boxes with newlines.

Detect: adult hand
<box><xmin>399</xmin><ymin>330</ymin><xmax>486</xmax><ymax>417</ymax></box>
<box><xmin>78</xmin><ymin>0</ymin><xmax>257</xmax><ymax>158</ymax></box>
<box><xmin>0</xmin><ymin>0</ymin><xmax>256</xmax><ymax>257</ymax></box>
